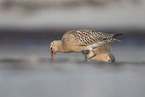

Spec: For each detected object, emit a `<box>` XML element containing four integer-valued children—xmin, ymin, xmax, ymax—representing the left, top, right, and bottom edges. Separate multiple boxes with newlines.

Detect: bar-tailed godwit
<box><xmin>49</xmin><ymin>29</ymin><xmax>121</xmax><ymax>61</ymax></box>
<box><xmin>82</xmin><ymin>43</ymin><xmax>115</xmax><ymax>62</ymax></box>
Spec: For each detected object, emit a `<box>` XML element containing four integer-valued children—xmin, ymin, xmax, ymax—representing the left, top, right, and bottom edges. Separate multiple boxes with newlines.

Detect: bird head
<box><xmin>49</xmin><ymin>40</ymin><xmax>59</xmax><ymax>61</ymax></box>
<box><xmin>98</xmin><ymin>53</ymin><xmax>115</xmax><ymax>62</ymax></box>
<box><xmin>106</xmin><ymin>53</ymin><xmax>115</xmax><ymax>62</ymax></box>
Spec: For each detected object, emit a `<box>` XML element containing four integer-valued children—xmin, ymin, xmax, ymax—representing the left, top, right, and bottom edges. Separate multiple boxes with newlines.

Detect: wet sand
<box><xmin>0</xmin><ymin>44</ymin><xmax>145</xmax><ymax>97</ymax></box>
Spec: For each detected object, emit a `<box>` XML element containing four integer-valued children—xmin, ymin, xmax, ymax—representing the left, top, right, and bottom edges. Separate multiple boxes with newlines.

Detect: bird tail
<box><xmin>112</xmin><ymin>34</ymin><xmax>123</xmax><ymax>38</ymax></box>
<box><xmin>110</xmin><ymin>38</ymin><xmax>121</xmax><ymax>42</ymax></box>
<box><xmin>109</xmin><ymin>33</ymin><xmax>122</xmax><ymax>42</ymax></box>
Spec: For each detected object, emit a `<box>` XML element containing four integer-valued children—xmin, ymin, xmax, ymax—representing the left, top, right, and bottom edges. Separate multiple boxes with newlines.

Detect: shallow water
<box><xmin>0</xmin><ymin>45</ymin><xmax>145</xmax><ymax>97</ymax></box>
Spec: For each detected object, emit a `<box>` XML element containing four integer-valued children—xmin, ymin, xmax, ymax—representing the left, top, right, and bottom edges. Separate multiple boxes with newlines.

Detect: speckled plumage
<box><xmin>61</xmin><ymin>29</ymin><xmax>117</xmax><ymax>52</ymax></box>
<box><xmin>62</xmin><ymin>29</ymin><xmax>114</xmax><ymax>46</ymax></box>
<box><xmin>49</xmin><ymin>29</ymin><xmax>121</xmax><ymax>61</ymax></box>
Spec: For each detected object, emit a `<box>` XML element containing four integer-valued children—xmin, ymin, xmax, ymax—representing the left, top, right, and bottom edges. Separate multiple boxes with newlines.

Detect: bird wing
<box><xmin>62</xmin><ymin>30</ymin><xmax>115</xmax><ymax>50</ymax></box>
<box><xmin>69</xmin><ymin>30</ymin><xmax>109</xmax><ymax>46</ymax></box>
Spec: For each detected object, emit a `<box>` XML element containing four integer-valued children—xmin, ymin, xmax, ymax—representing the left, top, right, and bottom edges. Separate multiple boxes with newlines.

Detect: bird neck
<box><xmin>56</xmin><ymin>41</ymin><xmax>65</xmax><ymax>52</ymax></box>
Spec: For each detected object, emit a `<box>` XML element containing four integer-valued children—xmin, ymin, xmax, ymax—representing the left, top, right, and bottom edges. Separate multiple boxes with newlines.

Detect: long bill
<box><xmin>51</xmin><ymin>52</ymin><xmax>55</xmax><ymax>61</ymax></box>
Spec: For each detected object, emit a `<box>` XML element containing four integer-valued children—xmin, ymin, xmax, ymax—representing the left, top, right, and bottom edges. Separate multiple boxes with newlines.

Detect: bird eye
<box><xmin>50</xmin><ymin>47</ymin><xmax>52</xmax><ymax>50</ymax></box>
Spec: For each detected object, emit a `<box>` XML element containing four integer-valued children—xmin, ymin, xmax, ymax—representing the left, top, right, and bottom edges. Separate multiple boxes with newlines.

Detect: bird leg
<box><xmin>84</xmin><ymin>54</ymin><xmax>88</xmax><ymax>60</ymax></box>
<box><xmin>82</xmin><ymin>51</ymin><xmax>88</xmax><ymax>60</ymax></box>
<box><xmin>84</xmin><ymin>49</ymin><xmax>97</xmax><ymax>61</ymax></box>
<box><xmin>87</xmin><ymin>49</ymin><xmax>97</xmax><ymax>60</ymax></box>
<box><xmin>84</xmin><ymin>42</ymin><xmax>106</xmax><ymax>61</ymax></box>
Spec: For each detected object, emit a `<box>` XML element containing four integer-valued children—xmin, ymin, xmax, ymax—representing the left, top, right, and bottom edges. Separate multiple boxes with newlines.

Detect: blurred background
<box><xmin>0</xmin><ymin>0</ymin><xmax>145</xmax><ymax>97</ymax></box>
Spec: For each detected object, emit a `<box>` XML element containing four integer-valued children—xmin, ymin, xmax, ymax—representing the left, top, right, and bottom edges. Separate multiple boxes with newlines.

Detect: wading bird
<box><xmin>82</xmin><ymin>43</ymin><xmax>115</xmax><ymax>62</ymax></box>
<box><xmin>49</xmin><ymin>29</ymin><xmax>121</xmax><ymax>61</ymax></box>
